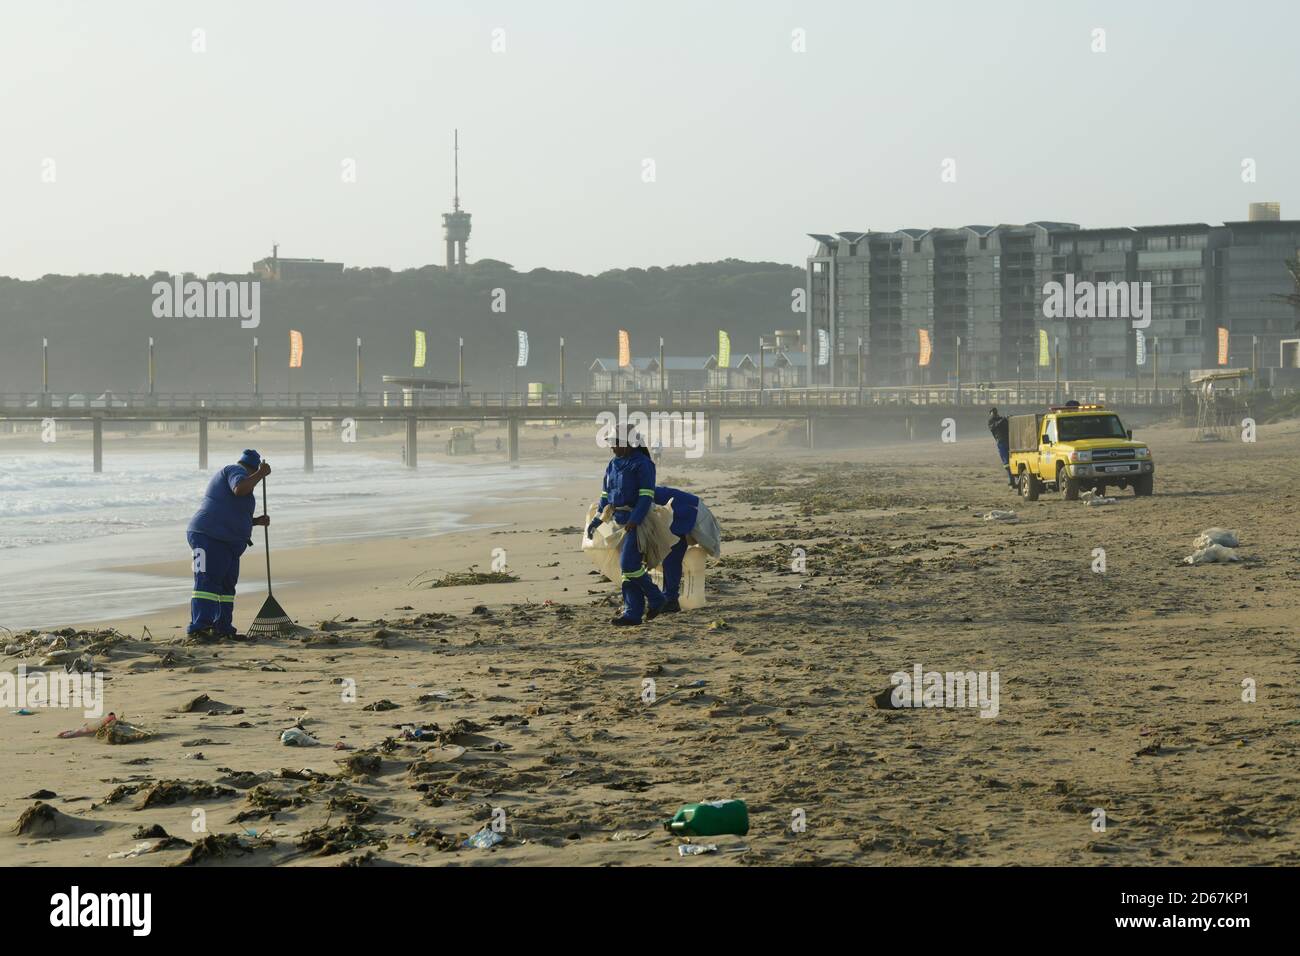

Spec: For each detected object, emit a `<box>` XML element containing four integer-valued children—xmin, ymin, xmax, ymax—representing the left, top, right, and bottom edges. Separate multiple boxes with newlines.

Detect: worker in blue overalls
<box><xmin>586</xmin><ymin>432</ymin><xmax>666</xmax><ymax>626</ymax></box>
<box><xmin>186</xmin><ymin>449</ymin><xmax>270</xmax><ymax>638</ymax></box>
<box><xmin>652</xmin><ymin>485</ymin><xmax>701</xmax><ymax>614</ymax></box>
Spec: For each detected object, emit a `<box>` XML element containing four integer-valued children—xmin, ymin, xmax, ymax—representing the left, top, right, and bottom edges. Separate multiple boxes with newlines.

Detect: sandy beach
<box><xmin>3</xmin><ymin>417</ymin><xmax>1299</xmax><ymax>866</ymax></box>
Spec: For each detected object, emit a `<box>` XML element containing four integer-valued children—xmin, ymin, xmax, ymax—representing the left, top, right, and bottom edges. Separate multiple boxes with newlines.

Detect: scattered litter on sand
<box><xmin>1085</xmin><ymin>497</ymin><xmax>1117</xmax><ymax>507</ymax></box>
<box><xmin>463</xmin><ymin>827</ymin><xmax>505</xmax><ymax>849</ymax></box>
<box><xmin>296</xmin><ymin>823</ymin><xmax>383</xmax><ymax>857</ymax></box>
<box><xmin>58</xmin><ymin>714</ymin><xmax>117</xmax><ymax>738</ymax></box>
<box><xmin>982</xmin><ymin>510</ymin><xmax>1019</xmax><ymax>522</ymax></box>
<box><xmin>280</xmin><ymin>728</ymin><xmax>320</xmax><ymax>747</ymax></box>
<box><xmin>175</xmin><ymin>832</ymin><xmax>273</xmax><ymax>866</ymax></box>
<box><xmin>97</xmin><ymin>717</ymin><xmax>153</xmax><ymax>745</ymax></box>
<box><xmin>1193</xmin><ymin>527</ymin><xmax>1239</xmax><ymax>549</ymax></box>
<box><xmin>677</xmin><ymin>843</ymin><xmax>718</xmax><ymax>856</ymax></box>
<box><xmin>1184</xmin><ymin>543</ymin><xmax>1241</xmax><ymax>565</ymax></box>
<box><xmin>108</xmin><ymin>836</ymin><xmax>189</xmax><ymax>859</ymax></box>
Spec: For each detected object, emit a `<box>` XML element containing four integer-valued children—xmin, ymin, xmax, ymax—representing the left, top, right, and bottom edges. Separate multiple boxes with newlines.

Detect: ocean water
<box><xmin>0</xmin><ymin>449</ymin><xmax>567</xmax><ymax>630</ymax></box>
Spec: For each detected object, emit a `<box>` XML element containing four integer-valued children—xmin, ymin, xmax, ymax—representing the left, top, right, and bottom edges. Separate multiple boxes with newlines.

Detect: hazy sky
<box><xmin>1</xmin><ymin>0</ymin><xmax>1295</xmax><ymax>279</ymax></box>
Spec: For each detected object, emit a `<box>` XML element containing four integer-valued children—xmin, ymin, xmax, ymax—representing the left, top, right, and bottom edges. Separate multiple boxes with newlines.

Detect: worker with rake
<box><xmin>186</xmin><ymin>449</ymin><xmax>270</xmax><ymax>638</ymax></box>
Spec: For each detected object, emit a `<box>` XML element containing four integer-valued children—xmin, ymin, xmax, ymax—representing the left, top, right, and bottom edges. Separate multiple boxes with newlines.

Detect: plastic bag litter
<box><xmin>982</xmin><ymin>510</ymin><xmax>1019</xmax><ymax>522</ymax></box>
<box><xmin>581</xmin><ymin>502</ymin><xmax>678</xmax><ymax>581</ymax></box>
<box><xmin>280</xmin><ymin>728</ymin><xmax>320</xmax><ymax>747</ymax></box>
<box><xmin>1183</xmin><ymin>543</ymin><xmax>1241</xmax><ymax>565</ymax></box>
<box><xmin>1085</xmin><ymin>497</ymin><xmax>1117</xmax><ymax>507</ymax></box>
<box><xmin>1193</xmin><ymin>528</ymin><xmax>1239</xmax><ymax>549</ymax></box>
<box><xmin>464</xmin><ymin>827</ymin><xmax>505</xmax><ymax>849</ymax></box>
<box><xmin>687</xmin><ymin>501</ymin><xmax>723</xmax><ymax>558</ymax></box>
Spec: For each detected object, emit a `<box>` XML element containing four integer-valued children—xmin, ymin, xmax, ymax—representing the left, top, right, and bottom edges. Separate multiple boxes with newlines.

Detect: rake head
<box><xmin>244</xmin><ymin>593</ymin><xmax>295</xmax><ymax>638</ymax></box>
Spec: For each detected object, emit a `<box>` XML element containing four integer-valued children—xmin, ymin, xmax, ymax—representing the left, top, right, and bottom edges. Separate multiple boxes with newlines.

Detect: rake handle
<box><xmin>261</xmin><ymin>476</ymin><xmax>273</xmax><ymax>596</ymax></box>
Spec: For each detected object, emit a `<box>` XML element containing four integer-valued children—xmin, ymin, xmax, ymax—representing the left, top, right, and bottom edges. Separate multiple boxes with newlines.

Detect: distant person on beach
<box><xmin>186</xmin><ymin>449</ymin><xmax>270</xmax><ymax>638</ymax></box>
<box><xmin>987</xmin><ymin>408</ymin><xmax>1014</xmax><ymax>488</ymax></box>
<box><xmin>586</xmin><ymin>431</ymin><xmax>666</xmax><ymax>626</ymax></box>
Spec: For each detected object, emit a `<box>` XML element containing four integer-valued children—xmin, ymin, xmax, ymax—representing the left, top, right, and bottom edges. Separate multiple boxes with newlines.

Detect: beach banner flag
<box><xmin>1038</xmin><ymin>329</ymin><xmax>1050</xmax><ymax>367</ymax></box>
<box><xmin>289</xmin><ymin>330</ymin><xmax>304</xmax><ymax>368</ymax></box>
<box><xmin>413</xmin><ymin>330</ymin><xmax>427</xmax><ymax>368</ymax></box>
<box><xmin>717</xmin><ymin>330</ymin><xmax>731</xmax><ymax>368</ymax></box>
<box><xmin>1135</xmin><ymin>329</ymin><xmax>1147</xmax><ymax>366</ymax></box>
<box><xmin>816</xmin><ymin>328</ymin><xmax>830</xmax><ymax>366</ymax></box>
<box><xmin>618</xmin><ymin>329</ymin><xmax>631</xmax><ymax>368</ymax></box>
<box><xmin>517</xmin><ymin>330</ymin><xmax>529</xmax><ymax>367</ymax></box>
<box><xmin>1217</xmin><ymin>326</ymin><xmax>1229</xmax><ymax>366</ymax></box>
<box><xmin>918</xmin><ymin>328</ymin><xmax>932</xmax><ymax>367</ymax></box>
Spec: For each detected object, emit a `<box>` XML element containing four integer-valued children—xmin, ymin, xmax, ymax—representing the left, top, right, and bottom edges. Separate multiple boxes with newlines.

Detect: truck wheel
<box><xmin>1020</xmin><ymin>470</ymin><xmax>1039</xmax><ymax>501</ymax></box>
<box><xmin>1059</xmin><ymin>467</ymin><xmax>1080</xmax><ymax>501</ymax></box>
<box><xmin>1134</xmin><ymin>475</ymin><xmax>1153</xmax><ymax>497</ymax></box>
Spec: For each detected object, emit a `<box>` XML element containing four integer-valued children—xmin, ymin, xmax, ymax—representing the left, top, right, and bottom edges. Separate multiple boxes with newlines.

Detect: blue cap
<box><xmin>238</xmin><ymin>449</ymin><xmax>261</xmax><ymax>469</ymax></box>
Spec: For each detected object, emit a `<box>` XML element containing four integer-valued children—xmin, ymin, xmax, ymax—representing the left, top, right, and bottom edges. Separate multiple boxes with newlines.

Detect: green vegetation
<box><xmin>0</xmin><ymin>259</ymin><xmax>802</xmax><ymax>393</ymax></box>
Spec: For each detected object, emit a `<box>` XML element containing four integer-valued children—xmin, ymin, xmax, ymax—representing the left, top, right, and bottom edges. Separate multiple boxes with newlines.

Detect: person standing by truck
<box><xmin>988</xmin><ymin>408</ymin><xmax>1014</xmax><ymax>489</ymax></box>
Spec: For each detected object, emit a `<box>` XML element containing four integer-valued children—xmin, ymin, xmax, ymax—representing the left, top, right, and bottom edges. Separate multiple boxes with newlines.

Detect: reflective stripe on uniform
<box><xmin>621</xmin><ymin>565</ymin><xmax>648</xmax><ymax>581</ymax></box>
<box><xmin>638</xmin><ymin>488</ymin><xmax>654</xmax><ymax>496</ymax></box>
<box><xmin>192</xmin><ymin>590</ymin><xmax>222</xmax><ymax>602</ymax></box>
<box><xmin>218</xmin><ymin>595</ymin><xmax>236</xmax><ymax>603</ymax></box>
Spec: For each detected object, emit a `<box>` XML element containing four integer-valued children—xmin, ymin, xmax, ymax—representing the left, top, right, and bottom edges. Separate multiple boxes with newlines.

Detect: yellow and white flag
<box><xmin>618</xmin><ymin>329</ymin><xmax>631</xmax><ymax>368</ymax></box>
<box><xmin>1217</xmin><ymin>326</ymin><xmax>1229</xmax><ymax>366</ymax></box>
<box><xmin>1038</xmin><ymin>329</ymin><xmax>1050</xmax><ymax>367</ymax></box>
<box><xmin>918</xmin><ymin>329</ymin><xmax>932</xmax><ymax>367</ymax></box>
<box><xmin>717</xmin><ymin>330</ymin><xmax>731</xmax><ymax>368</ymax></box>
<box><xmin>289</xmin><ymin>330</ymin><xmax>304</xmax><ymax>368</ymax></box>
<box><xmin>413</xmin><ymin>330</ymin><xmax>427</xmax><ymax>368</ymax></box>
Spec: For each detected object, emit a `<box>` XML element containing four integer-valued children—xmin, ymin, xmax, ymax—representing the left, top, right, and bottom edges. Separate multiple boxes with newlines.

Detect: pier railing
<box><xmin>0</xmin><ymin>384</ymin><xmax>1186</xmax><ymax>415</ymax></box>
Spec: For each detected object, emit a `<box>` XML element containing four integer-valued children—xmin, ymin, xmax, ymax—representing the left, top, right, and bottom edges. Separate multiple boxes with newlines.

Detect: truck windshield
<box><xmin>1057</xmin><ymin>415</ymin><xmax>1127</xmax><ymax>441</ymax></box>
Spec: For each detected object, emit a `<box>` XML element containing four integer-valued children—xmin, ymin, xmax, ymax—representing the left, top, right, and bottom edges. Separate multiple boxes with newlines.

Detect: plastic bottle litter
<box><xmin>463</xmin><ymin>827</ymin><xmax>505</xmax><ymax>849</ymax></box>
<box><xmin>1085</xmin><ymin>497</ymin><xmax>1117</xmax><ymax>507</ymax></box>
<box><xmin>678</xmin><ymin>843</ymin><xmax>719</xmax><ymax>856</ymax></box>
<box><xmin>664</xmin><ymin>799</ymin><xmax>750</xmax><ymax>837</ymax></box>
<box><xmin>982</xmin><ymin>510</ymin><xmax>1018</xmax><ymax>522</ymax></box>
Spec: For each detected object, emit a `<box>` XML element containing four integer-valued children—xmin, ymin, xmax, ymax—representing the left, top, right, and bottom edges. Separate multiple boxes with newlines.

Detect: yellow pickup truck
<box><xmin>1009</xmin><ymin>404</ymin><xmax>1154</xmax><ymax>500</ymax></box>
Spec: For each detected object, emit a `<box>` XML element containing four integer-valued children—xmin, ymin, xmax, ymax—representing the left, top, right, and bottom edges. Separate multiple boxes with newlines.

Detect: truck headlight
<box><xmin>1069</xmin><ymin>450</ymin><xmax>1091</xmax><ymax>463</ymax></box>
<box><xmin>1135</xmin><ymin>448</ymin><xmax>1150</xmax><ymax>459</ymax></box>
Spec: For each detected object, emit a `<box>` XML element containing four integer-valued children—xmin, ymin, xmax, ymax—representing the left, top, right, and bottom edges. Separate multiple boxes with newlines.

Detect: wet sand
<box><xmin>3</xmin><ymin>418</ymin><xmax>1298</xmax><ymax>866</ymax></box>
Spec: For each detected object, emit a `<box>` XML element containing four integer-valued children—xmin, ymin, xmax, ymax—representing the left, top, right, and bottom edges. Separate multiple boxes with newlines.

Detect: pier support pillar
<box><xmin>92</xmin><ymin>417</ymin><xmax>103</xmax><ymax>473</ymax></box>
<box><xmin>709</xmin><ymin>415</ymin><xmax>721</xmax><ymax>454</ymax></box>
<box><xmin>806</xmin><ymin>416</ymin><xmax>817</xmax><ymax>450</ymax></box>
<box><xmin>405</xmin><ymin>416</ymin><xmax>418</xmax><ymax>469</ymax></box>
<box><xmin>303</xmin><ymin>416</ymin><xmax>314</xmax><ymax>473</ymax></box>
<box><xmin>198</xmin><ymin>416</ymin><xmax>208</xmax><ymax>470</ymax></box>
<box><xmin>507</xmin><ymin>417</ymin><xmax>519</xmax><ymax>462</ymax></box>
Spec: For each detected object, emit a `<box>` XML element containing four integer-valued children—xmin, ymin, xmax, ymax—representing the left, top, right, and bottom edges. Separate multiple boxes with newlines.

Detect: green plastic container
<box><xmin>664</xmin><ymin>799</ymin><xmax>750</xmax><ymax>836</ymax></box>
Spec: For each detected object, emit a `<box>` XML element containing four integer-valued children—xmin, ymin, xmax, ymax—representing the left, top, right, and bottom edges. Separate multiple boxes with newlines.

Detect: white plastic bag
<box><xmin>1193</xmin><ymin>527</ymin><xmax>1239</xmax><ymax>549</ymax></box>
<box><xmin>1183</xmin><ymin>543</ymin><xmax>1240</xmax><ymax>565</ymax></box>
